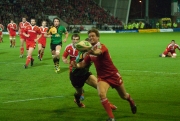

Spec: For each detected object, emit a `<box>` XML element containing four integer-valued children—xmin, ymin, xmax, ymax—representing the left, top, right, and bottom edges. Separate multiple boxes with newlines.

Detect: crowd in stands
<box><xmin>0</xmin><ymin>0</ymin><xmax>122</xmax><ymax>30</ymax></box>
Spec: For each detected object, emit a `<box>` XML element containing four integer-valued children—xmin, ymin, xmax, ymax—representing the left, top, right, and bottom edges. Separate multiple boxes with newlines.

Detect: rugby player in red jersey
<box><xmin>159</xmin><ymin>40</ymin><xmax>180</xmax><ymax>58</ymax></box>
<box><xmin>19</xmin><ymin>17</ymin><xmax>30</xmax><ymax>57</ymax></box>
<box><xmin>72</xmin><ymin>29</ymin><xmax>137</xmax><ymax>121</ymax></box>
<box><xmin>7</xmin><ymin>20</ymin><xmax>17</xmax><ymax>47</ymax></box>
<box><xmin>63</xmin><ymin>35</ymin><xmax>117</xmax><ymax>110</ymax></box>
<box><xmin>0</xmin><ymin>23</ymin><xmax>4</xmax><ymax>43</ymax></box>
<box><xmin>23</xmin><ymin>18</ymin><xmax>42</xmax><ymax>68</ymax></box>
<box><xmin>38</xmin><ymin>21</ymin><xmax>48</xmax><ymax>61</ymax></box>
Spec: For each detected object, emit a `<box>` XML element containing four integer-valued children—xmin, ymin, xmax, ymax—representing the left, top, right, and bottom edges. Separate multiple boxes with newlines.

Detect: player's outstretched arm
<box><xmin>88</xmin><ymin>49</ymin><xmax>102</xmax><ymax>56</ymax></box>
<box><xmin>44</xmin><ymin>33</ymin><xmax>52</xmax><ymax>38</ymax></box>
<box><xmin>35</xmin><ymin>34</ymin><xmax>42</xmax><ymax>42</ymax></box>
<box><xmin>71</xmin><ymin>60</ymin><xmax>87</xmax><ymax>68</ymax></box>
<box><xmin>62</xmin><ymin>56</ymin><xmax>69</xmax><ymax>64</ymax></box>
<box><xmin>63</xmin><ymin>31</ymin><xmax>68</xmax><ymax>43</ymax></box>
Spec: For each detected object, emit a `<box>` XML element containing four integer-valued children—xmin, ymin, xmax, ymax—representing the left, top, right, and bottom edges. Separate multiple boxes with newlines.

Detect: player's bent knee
<box><xmin>172</xmin><ymin>53</ymin><xmax>177</xmax><ymax>58</ymax></box>
<box><xmin>98</xmin><ymin>91</ymin><xmax>106</xmax><ymax>99</ymax></box>
<box><xmin>162</xmin><ymin>54</ymin><xmax>166</xmax><ymax>57</ymax></box>
<box><xmin>55</xmin><ymin>50</ymin><xmax>60</xmax><ymax>55</ymax></box>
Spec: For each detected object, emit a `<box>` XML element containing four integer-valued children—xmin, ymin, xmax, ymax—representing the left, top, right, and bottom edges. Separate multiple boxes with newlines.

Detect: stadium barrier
<box><xmin>138</xmin><ymin>29</ymin><xmax>160</xmax><ymax>33</ymax></box>
<box><xmin>80</xmin><ymin>31</ymin><xmax>116</xmax><ymax>34</ymax></box>
<box><xmin>2</xmin><ymin>28</ymin><xmax>179</xmax><ymax>35</ymax></box>
<box><xmin>116</xmin><ymin>30</ymin><xmax>138</xmax><ymax>33</ymax></box>
<box><xmin>173</xmin><ymin>28</ymin><xmax>180</xmax><ymax>32</ymax></box>
<box><xmin>159</xmin><ymin>29</ymin><xmax>173</xmax><ymax>32</ymax></box>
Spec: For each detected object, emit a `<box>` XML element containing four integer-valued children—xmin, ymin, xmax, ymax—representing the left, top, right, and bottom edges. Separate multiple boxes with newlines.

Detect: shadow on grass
<box><xmin>59</xmin><ymin>67</ymin><xmax>69</xmax><ymax>73</ymax></box>
<box><xmin>0</xmin><ymin>52</ymin><xmax>8</xmax><ymax>54</ymax></box>
<box><xmin>32</xmin><ymin>63</ymin><xmax>49</xmax><ymax>67</ymax></box>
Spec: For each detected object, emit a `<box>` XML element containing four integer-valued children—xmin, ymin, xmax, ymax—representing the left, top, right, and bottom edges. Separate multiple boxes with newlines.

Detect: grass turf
<box><xmin>0</xmin><ymin>32</ymin><xmax>180</xmax><ymax>121</ymax></box>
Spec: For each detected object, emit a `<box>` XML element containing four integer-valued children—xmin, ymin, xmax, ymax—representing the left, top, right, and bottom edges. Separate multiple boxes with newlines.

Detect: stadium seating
<box><xmin>0</xmin><ymin>0</ymin><xmax>122</xmax><ymax>27</ymax></box>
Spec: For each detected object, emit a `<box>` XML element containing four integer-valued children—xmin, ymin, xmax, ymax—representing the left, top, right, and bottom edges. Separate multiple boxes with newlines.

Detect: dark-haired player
<box><xmin>63</xmin><ymin>35</ymin><xmax>117</xmax><ymax>109</ymax></box>
<box><xmin>72</xmin><ymin>29</ymin><xmax>137</xmax><ymax>121</ymax></box>
<box><xmin>38</xmin><ymin>21</ymin><xmax>48</xmax><ymax>61</ymax></box>
<box><xmin>23</xmin><ymin>18</ymin><xmax>41</xmax><ymax>68</ymax></box>
<box><xmin>46</xmin><ymin>17</ymin><xmax>68</xmax><ymax>73</ymax></box>
<box><xmin>159</xmin><ymin>40</ymin><xmax>180</xmax><ymax>58</ymax></box>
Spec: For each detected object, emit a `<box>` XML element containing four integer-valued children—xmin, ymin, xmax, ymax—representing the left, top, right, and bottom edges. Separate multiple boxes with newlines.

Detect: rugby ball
<box><xmin>75</xmin><ymin>40</ymin><xmax>92</xmax><ymax>51</ymax></box>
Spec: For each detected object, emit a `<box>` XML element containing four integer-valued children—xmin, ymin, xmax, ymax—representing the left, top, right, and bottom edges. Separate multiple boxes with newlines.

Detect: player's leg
<box><xmin>97</xmin><ymin>80</ymin><xmax>115</xmax><ymax>120</ymax></box>
<box><xmin>114</xmin><ymin>83</ymin><xmax>137</xmax><ymax>114</ymax></box>
<box><xmin>85</xmin><ymin>74</ymin><xmax>97</xmax><ymax>89</ymax></box>
<box><xmin>86</xmin><ymin>75</ymin><xmax>117</xmax><ymax>110</ymax></box>
<box><xmin>38</xmin><ymin>43</ymin><xmax>42</xmax><ymax>59</ymax></box>
<box><xmin>39</xmin><ymin>42</ymin><xmax>46</xmax><ymax>61</ymax></box>
<box><xmin>50</xmin><ymin>43</ymin><xmax>58</xmax><ymax>72</ymax></box>
<box><xmin>172</xmin><ymin>52</ymin><xmax>177</xmax><ymax>58</ymax></box>
<box><xmin>24</xmin><ymin>43</ymin><xmax>35</xmax><ymax>68</ymax></box>
<box><xmin>160</xmin><ymin>49</ymin><xmax>169</xmax><ymax>57</ymax></box>
<box><xmin>74</xmin><ymin>87</ymin><xmax>85</xmax><ymax>108</ymax></box>
<box><xmin>20</xmin><ymin>38</ymin><xmax>25</xmax><ymax>58</ymax></box>
<box><xmin>54</xmin><ymin>45</ymin><xmax>62</xmax><ymax>73</ymax></box>
<box><xmin>12</xmin><ymin>37</ymin><xmax>16</xmax><ymax>47</ymax></box>
<box><xmin>70</xmin><ymin>72</ymin><xmax>85</xmax><ymax>107</ymax></box>
<box><xmin>9</xmin><ymin>36</ymin><xmax>13</xmax><ymax>47</ymax></box>
<box><xmin>0</xmin><ymin>35</ymin><xmax>2</xmax><ymax>43</ymax></box>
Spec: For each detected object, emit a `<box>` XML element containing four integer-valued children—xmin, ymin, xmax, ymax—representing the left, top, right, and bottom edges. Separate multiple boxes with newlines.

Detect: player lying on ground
<box><xmin>72</xmin><ymin>29</ymin><xmax>137</xmax><ymax>121</ymax></box>
<box><xmin>159</xmin><ymin>40</ymin><xmax>180</xmax><ymax>58</ymax></box>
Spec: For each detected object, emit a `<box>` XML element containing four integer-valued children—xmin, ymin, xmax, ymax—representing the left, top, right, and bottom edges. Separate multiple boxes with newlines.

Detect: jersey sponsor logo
<box><xmin>89</xmin><ymin>54</ymin><xmax>97</xmax><ymax>57</ymax></box>
<box><xmin>28</xmin><ymin>30</ymin><xmax>36</xmax><ymax>33</ymax></box>
<box><xmin>55</xmin><ymin>33</ymin><xmax>60</xmax><ymax>37</ymax></box>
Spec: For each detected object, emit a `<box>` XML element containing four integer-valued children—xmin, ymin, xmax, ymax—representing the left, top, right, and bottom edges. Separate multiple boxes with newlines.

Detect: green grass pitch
<box><xmin>0</xmin><ymin>32</ymin><xmax>180</xmax><ymax>121</ymax></box>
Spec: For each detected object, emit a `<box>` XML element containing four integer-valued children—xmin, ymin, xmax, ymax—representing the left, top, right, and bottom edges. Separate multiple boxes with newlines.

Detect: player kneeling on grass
<box><xmin>159</xmin><ymin>40</ymin><xmax>180</xmax><ymax>58</ymax></box>
<box><xmin>72</xmin><ymin>29</ymin><xmax>137</xmax><ymax>121</ymax></box>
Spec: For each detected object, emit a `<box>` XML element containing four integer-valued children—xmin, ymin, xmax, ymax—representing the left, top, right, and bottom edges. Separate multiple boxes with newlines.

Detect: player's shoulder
<box><xmin>175</xmin><ymin>44</ymin><xmax>180</xmax><ymax>47</ymax></box>
<box><xmin>65</xmin><ymin>43</ymin><xmax>73</xmax><ymax>49</ymax></box>
<box><xmin>26</xmin><ymin>22</ymin><xmax>30</xmax><ymax>24</ymax></box>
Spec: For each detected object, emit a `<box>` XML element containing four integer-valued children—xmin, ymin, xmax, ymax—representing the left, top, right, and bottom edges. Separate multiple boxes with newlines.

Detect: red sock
<box><xmin>20</xmin><ymin>47</ymin><xmax>24</xmax><ymax>55</ymax></box>
<box><xmin>25</xmin><ymin>56</ymin><xmax>31</xmax><ymax>66</ymax></box>
<box><xmin>101</xmin><ymin>98</ymin><xmax>114</xmax><ymax>118</ymax></box>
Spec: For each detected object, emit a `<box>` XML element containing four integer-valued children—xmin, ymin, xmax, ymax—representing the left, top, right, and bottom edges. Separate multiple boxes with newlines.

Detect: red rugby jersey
<box><xmin>23</xmin><ymin>25</ymin><xmax>41</xmax><ymax>42</ymax></box>
<box><xmin>84</xmin><ymin>42</ymin><xmax>118</xmax><ymax>78</ymax></box>
<box><xmin>19</xmin><ymin>21</ymin><xmax>30</xmax><ymax>35</ymax></box>
<box><xmin>7</xmin><ymin>23</ymin><xmax>17</xmax><ymax>35</ymax></box>
<box><xmin>39</xmin><ymin>26</ymin><xmax>48</xmax><ymax>41</ymax></box>
<box><xmin>63</xmin><ymin>43</ymin><xmax>79</xmax><ymax>71</ymax></box>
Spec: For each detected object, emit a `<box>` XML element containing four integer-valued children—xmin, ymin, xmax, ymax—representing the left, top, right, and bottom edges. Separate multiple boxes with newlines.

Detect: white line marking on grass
<box><xmin>121</xmin><ymin>70</ymin><xmax>179</xmax><ymax>75</ymax></box>
<box><xmin>1</xmin><ymin>61</ymin><xmax>179</xmax><ymax>75</ymax></box>
<box><xmin>3</xmin><ymin>96</ymin><xmax>64</xmax><ymax>104</ymax></box>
